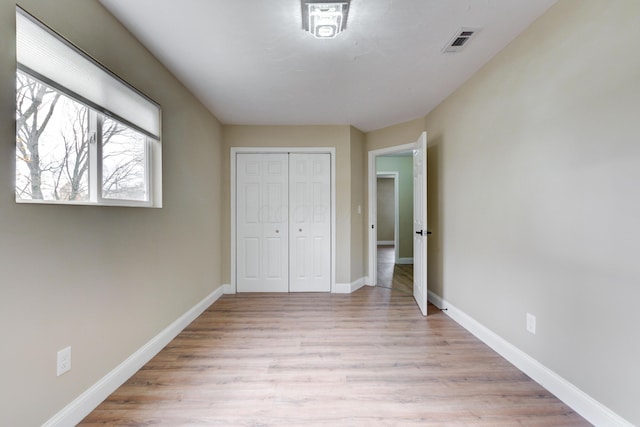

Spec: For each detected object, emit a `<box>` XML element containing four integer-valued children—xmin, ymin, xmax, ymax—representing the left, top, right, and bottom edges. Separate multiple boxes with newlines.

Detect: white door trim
<box><xmin>231</xmin><ymin>147</ymin><xmax>336</xmax><ymax>294</ymax></box>
<box><xmin>367</xmin><ymin>142</ymin><xmax>417</xmax><ymax>287</ymax></box>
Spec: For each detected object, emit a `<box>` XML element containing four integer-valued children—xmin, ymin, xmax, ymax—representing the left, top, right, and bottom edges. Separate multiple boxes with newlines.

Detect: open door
<box><xmin>413</xmin><ymin>132</ymin><xmax>428</xmax><ymax>316</ymax></box>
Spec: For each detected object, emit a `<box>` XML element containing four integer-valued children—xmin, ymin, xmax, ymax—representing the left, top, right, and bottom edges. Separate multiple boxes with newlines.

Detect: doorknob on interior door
<box><xmin>415</xmin><ymin>230</ymin><xmax>433</xmax><ymax>236</ymax></box>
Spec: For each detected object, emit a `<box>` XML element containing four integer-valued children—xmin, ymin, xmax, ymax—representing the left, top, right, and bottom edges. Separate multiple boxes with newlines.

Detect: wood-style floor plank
<box><xmin>79</xmin><ymin>288</ymin><xmax>590</xmax><ymax>426</ymax></box>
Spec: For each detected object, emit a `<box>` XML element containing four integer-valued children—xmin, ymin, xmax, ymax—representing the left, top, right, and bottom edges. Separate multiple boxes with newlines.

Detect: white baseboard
<box><xmin>333</xmin><ymin>277</ymin><xmax>368</xmax><ymax>294</ymax></box>
<box><xmin>430</xmin><ymin>292</ymin><xmax>633</xmax><ymax>427</ymax></box>
<box><xmin>427</xmin><ymin>289</ymin><xmax>444</xmax><ymax>309</ymax></box>
<box><xmin>351</xmin><ymin>277</ymin><xmax>368</xmax><ymax>292</ymax></box>
<box><xmin>396</xmin><ymin>257</ymin><xmax>413</xmax><ymax>265</ymax></box>
<box><xmin>377</xmin><ymin>241</ymin><xmax>394</xmax><ymax>246</ymax></box>
<box><xmin>43</xmin><ymin>285</ymin><xmax>227</xmax><ymax>427</ymax></box>
<box><xmin>222</xmin><ymin>283</ymin><xmax>234</xmax><ymax>294</ymax></box>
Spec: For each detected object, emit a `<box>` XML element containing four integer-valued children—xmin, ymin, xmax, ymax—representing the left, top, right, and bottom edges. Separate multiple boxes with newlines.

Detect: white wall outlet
<box><xmin>526</xmin><ymin>313</ymin><xmax>536</xmax><ymax>335</ymax></box>
<box><xmin>57</xmin><ymin>346</ymin><xmax>71</xmax><ymax>376</ymax></box>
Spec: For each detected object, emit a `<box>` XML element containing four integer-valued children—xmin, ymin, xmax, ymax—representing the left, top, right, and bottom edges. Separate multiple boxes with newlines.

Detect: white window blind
<box><xmin>16</xmin><ymin>7</ymin><xmax>161</xmax><ymax>140</ymax></box>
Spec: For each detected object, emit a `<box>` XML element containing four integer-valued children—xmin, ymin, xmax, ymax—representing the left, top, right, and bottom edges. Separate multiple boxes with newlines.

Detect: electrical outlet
<box><xmin>526</xmin><ymin>313</ymin><xmax>536</xmax><ymax>335</ymax></box>
<box><xmin>57</xmin><ymin>346</ymin><xmax>71</xmax><ymax>376</ymax></box>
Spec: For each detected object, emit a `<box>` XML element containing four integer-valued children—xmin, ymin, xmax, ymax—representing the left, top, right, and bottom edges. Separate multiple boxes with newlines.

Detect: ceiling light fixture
<box><xmin>301</xmin><ymin>1</ymin><xmax>350</xmax><ymax>39</ymax></box>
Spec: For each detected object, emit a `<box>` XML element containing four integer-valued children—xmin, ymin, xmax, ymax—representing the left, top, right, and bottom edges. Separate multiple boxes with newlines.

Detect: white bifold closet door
<box><xmin>237</xmin><ymin>154</ymin><xmax>289</xmax><ymax>292</ymax></box>
<box><xmin>236</xmin><ymin>153</ymin><xmax>331</xmax><ymax>293</ymax></box>
<box><xmin>289</xmin><ymin>153</ymin><xmax>331</xmax><ymax>292</ymax></box>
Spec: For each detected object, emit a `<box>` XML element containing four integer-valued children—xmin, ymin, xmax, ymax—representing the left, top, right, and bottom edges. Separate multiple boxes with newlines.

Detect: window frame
<box><xmin>15</xmin><ymin>7</ymin><xmax>162</xmax><ymax>208</ymax></box>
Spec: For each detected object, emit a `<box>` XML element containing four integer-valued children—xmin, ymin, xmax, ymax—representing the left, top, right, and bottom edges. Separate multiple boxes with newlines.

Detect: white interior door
<box><xmin>413</xmin><ymin>132</ymin><xmax>428</xmax><ymax>316</ymax></box>
<box><xmin>237</xmin><ymin>153</ymin><xmax>289</xmax><ymax>292</ymax></box>
<box><xmin>289</xmin><ymin>153</ymin><xmax>331</xmax><ymax>292</ymax></box>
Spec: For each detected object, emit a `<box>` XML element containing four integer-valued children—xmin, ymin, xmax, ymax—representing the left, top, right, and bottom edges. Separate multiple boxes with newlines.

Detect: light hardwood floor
<box><xmin>80</xmin><ymin>288</ymin><xmax>589</xmax><ymax>426</ymax></box>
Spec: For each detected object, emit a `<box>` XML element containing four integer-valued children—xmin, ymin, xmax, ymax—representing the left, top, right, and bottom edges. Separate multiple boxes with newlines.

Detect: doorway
<box><xmin>368</xmin><ymin>132</ymin><xmax>428</xmax><ymax>315</ymax></box>
<box><xmin>375</xmin><ymin>158</ymin><xmax>412</xmax><ymax>295</ymax></box>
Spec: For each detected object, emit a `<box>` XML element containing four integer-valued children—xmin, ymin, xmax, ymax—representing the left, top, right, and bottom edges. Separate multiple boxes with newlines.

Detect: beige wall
<box><xmin>222</xmin><ymin>125</ymin><xmax>364</xmax><ymax>285</ymax></box>
<box><xmin>349</xmin><ymin>126</ymin><xmax>366</xmax><ymax>282</ymax></box>
<box><xmin>366</xmin><ymin>117</ymin><xmax>425</xmax><ymax>152</ymax></box>
<box><xmin>423</xmin><ymin>0</ymin><xmax>640</xmax><ymax>423</ymax></box>
<box><xmin>0</xmin><ymin>1</ymin><xmax>224</xmax><ymax>426</ymax></box>
<box><xmin>376</xmin><ymin>178</ymin><xmax>395</xmax><ymax>242</ymax></box>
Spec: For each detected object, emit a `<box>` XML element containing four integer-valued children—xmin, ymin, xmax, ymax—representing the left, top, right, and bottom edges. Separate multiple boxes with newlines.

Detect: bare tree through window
<box><xmin>16</xmin><ymin>71</ymin><xmax>148</xmax><ymax>202</ymax></box>
<box><xmin>102</xmin><ymin>117</ymin><xmax>147</xmax><ymax>201</ymax></box>
<box><xmin>16</xmin><ymin>71</ymin><xmax>62</xmax><ymax>200</ymax></box>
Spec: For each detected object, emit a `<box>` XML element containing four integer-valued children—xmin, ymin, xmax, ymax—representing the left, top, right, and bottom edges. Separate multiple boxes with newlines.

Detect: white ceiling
<box><xmin>98</xmin><ymin>0</ymin><xmax>557</xmax><ymax>132</ymax></box>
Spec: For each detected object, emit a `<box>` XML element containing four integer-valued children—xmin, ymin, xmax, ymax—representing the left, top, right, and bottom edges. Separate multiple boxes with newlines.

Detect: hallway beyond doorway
<box><xmin>376</xmin><ymin>245</ymin><xmax>413</xmax><ymax>295</ymax></box>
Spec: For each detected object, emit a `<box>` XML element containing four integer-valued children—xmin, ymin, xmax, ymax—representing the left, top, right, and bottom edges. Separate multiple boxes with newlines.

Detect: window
<box><xmin>101</xmin><ymin>116</ymin><xmax>148</xmax><ymax>202</ymax></box>
<box><xmin>15</xmin><ymin>8</ymin><xmax>161</xmax><ymax>206</ymax></box>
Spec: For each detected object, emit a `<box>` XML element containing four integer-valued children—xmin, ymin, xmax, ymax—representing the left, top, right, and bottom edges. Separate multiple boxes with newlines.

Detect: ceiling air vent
<box><xmin>443</xmin><ymin>28</ymin><xmax>480</xmax><ymax>53</ymax></box>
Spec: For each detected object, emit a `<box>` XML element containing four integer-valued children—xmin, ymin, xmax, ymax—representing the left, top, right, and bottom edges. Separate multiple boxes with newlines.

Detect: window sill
<box><xmin>16</xmin><ymin>198</ymin><xmax>161</xmax><ymax>208</ymax></box>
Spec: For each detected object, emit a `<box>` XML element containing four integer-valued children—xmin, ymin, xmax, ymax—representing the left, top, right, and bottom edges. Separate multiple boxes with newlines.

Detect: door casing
<box><xmin>231</xmin><ymin>147</ymin><xmax>336</xmax><ymax>294</ymax></box>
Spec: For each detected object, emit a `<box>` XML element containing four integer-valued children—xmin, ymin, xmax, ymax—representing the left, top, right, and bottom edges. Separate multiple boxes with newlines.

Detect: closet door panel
<box><xmin>237</xmin><ymin>153</ymin><xmax>289</xmax><ymax>292</ymax></box>
<box><xmin>289</xmin><ymin>153</ymin><xmax>331</xmax><ymax>292</ymax></box>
